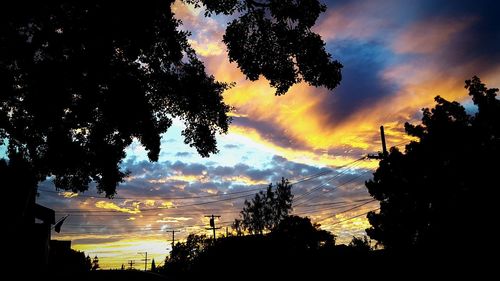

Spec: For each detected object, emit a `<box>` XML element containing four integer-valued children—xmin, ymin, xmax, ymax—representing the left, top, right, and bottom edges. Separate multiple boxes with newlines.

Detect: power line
<box><xmin>292</xmin><ymin>157</ymin><xmax>368</xmax><ymax>204</ymax></box>
<box><xmin>53</xmin><ymin>221</ymin><xmax>235</xmax><ymax>235</ymax></box>
<box><xmin>297</xmin><ymin>197</ymin><xmax>373</xmax><ymax>208</ymax></box>
<box><xmin>56</xmin><ymin>192</ymin><xmax>255</xmax><ymax>213</ymax></box>
<box><xmin>38</xmin><ymin>185</ymin><xmax>263</xmax><ymax>200</ymax></box>
<box><xmin>40</xmin><ymin>167</ymin><xmax>338</xmax><ymax>201</ymax></box>
<box><xmin>50</xmin><ymin>168</ymin><xmax>352</xmax><ymax>214</ymax></box>
<box><xmin>55</xmin><ymin>173</ymin><xmax>364</xmax><ymax>214</ymax></box>
<box><xmin>56</xmin><ymin>196</ymin><xmax>373</xmax><ymax>217</ymax></box>
<box><xmin>56</xmin><ymin>198</ymin><xmax>373</xmax><ymax>228</ymax></box>
<box><xmin>316</xmin><ymin>200</ymin><xmax>378</xmax><ymax>224</ymax></box>
<box><xmin>293</xmin><ymin>166</ymin><xmax>376</xmax><ymax>208</ymax></box>
<box><xmin>55</xmin><ymin>196</ymin><xmax>376</xmax><ymax>230</ymax></box>
<box><xmin>328</xmin><ymin>208</ymin><xmax>380</xmax><ymax>226</ymax></box>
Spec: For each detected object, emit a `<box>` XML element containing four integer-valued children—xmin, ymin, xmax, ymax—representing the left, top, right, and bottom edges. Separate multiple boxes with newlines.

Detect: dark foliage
<box><xmin>235</xmin><ymin>177</ymin><xmax>293</xmax><ymax>234</ymax></box>
<box><xmin>162</xmin><ymin>216</ymin><xmax>336</xmax><ymax>280</ymax></box>
<box><xmin>348</xmin><ymin>235</ymin><xmax>371</xmax><ymax>252</ymax></box>
<box><xmin>0</xmin><ymin>1</ymin><xmax>231</xmax><ymax>198</ymax></box>
<box><xmin>162</xmin><ymin>234</ymin><xmax>211</xmax><ymax>278</ymax></box>
<box><xmin>366</xmin><ymin>76</ymin><xmax>499</xmax><ymax>256</ymax></box>
<box><xmin>271</xmin><ymin>215</ymin><xmax>335</xmax><ymax>251</ymax></box>
<box><xmin>1</xmin><ymin>0</ymin><xmax>340</xmax><ymax>207</ymax></box>
<box><xmin>187</xmin><ymin>0</ymin><xmax>342</xmax><ymax>95</ymax></box>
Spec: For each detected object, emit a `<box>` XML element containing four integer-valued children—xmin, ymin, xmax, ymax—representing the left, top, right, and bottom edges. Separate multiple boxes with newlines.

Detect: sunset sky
<box><xmin>28</xmin><ymin>0</ymin><xmax>499</xmax><ymax>269</ymax></box>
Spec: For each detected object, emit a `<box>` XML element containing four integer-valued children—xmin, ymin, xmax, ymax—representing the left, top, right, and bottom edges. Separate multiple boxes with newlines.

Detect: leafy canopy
<box><xmin>188</xmin><ymin>0</ymin><xmax>342</xmax><ymax>95</ymax></box>
<box><xmin>365</xmin><ymin>76</ymin><xmax>499</xmax><ymax>252</ymax></box>
<box><xmin>0</xmin><ymin>0</ymin><xmax>340</xmax><ymax>197</ymax></box>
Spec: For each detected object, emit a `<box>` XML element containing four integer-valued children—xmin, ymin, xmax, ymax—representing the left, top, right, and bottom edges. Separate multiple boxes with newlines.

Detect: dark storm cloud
<box><xmin>313</xmin><ymin>0</ymin><xmax>499</xmax><ymax>125</ymax></box>
<box><xmin>319</xmin><ymin>40</ymin><xmax>397</xmax><ymax>123</ymax></box>
<box><xmin>231</xmin><ymin>116</ymin><xmax>303</xmax><ymax>149</ymax></box>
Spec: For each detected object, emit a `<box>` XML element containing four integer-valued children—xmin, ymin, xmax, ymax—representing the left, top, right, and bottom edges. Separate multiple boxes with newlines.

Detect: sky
<box><xmin>30</xmin><ymin>0</ymin><xmax>500</xmax><ymax>269</ymax></box>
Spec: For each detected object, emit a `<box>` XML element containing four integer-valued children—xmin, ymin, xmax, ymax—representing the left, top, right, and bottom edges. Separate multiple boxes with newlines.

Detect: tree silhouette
<box><xmin>0</xmin><ymin>1</ymin><xmax>232</xmax><ymax>199</ymax></box>
<box><xmin>188</xmin><ymin>0</ymin><xmax>342</xmax><ymax>95</ymax></box>
<box><xmin>365</xmin><ymin>76</ymin><xmax>499</xmax><ymax>255</ymax></box>
<box><xmin>85</xmin><ymin>255</ymin><xmax>92</xmax><ymax>271</ymax></box>
<box><xmin>0</xmin><ymin>0</ymin><xmax>340</xmax><ymax>198</ymax></box>
<box><xmin>162</xmin><ymin>215</ymin><xmax>337</xmax><ymax>279</ymax></box>
<box><xmin>163</xmin><ymin>234</ymin><xmax>211</xmax><ymax>278</ymax></box>
<box><xmin>231</xmin><ymin>218</ymin><xmax>244</xmax><ymax>236</ymax></box>
<box><xmin>150</xmin><ymin>258</ymin><xmax>156</xmax><ymax>272</ymax></box>
<box><xmin>236</xmin><ymin>177</ymin><xmax>293</xmax><ymax>234</ymax></box>
<box><xmin>271</xmin><ymin>215</ymin><xmax>335</xmax><ymax>251</ymax></box>
<box><xmin>348</xmin><ymin>236</ymin><xmax>371</xmax><ymax>252</ymax></box>
<box><xmin>91</xmin><ymin>255</ymin><xmax>99</xmax><ymax>271</ymax></box>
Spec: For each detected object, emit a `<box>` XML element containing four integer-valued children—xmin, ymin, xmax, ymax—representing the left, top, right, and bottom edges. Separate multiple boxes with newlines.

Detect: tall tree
<box><xmin>1</xmin><ymin>1</ymin><xmax>341</xmax><ymax>265</ymax></box>
<box><xmin>0</xmin><ymin>1</ymin><xmax>231</xmax><ymax>200</ymax></box>
<box><xmin>85</xmin><ymin>255</ymin><xmax>92</xmax><ymax>271</ymax></box>
<box><xmin>151</xmin><ymin>258</ymin><xmax>156</xmax><ymax>272</ymax></box>
<box><xmin>1</xmin><ymin>1</ymin><xmax>340</xmax><ymax>223</ymax></box>
<box><xmin>236</xmin><ymin>177</ymin><xmax>293</xmax><ymax>234</ymax></box>
<box><xmin>365</xmin><ymin>77</ymin><xmax>499</xmax><ymax>254</ymax></box>
<box><xmin>91</xmin><ymin>255</ymin><xmax>99</xmax><ymax>271</ymax></box>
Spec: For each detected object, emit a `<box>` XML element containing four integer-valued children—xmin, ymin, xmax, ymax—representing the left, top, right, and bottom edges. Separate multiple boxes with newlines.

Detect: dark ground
<box><xmin>47</xmin><ymin>270</ymin><xmax>168</xmax><ymax>281</ymax></box>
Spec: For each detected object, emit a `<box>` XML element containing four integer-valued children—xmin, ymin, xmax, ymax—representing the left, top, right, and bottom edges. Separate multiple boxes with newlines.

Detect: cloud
<box><xmin>173</xmin><ymin>0</ymin><xmax>225</xmax><ymax>57</ymax></box>
<box><xmin>95</xmin><ymin>201</ymin><xmax>141</xmax><ymax>214</ymax></box>
<box><xmin>223</xmin><ymin>144</ymin><xmax>239</xmax><ymax>149</ymax></box>
<box><xmin>314</xmin><ymin>0</ymin><xmax>397</xmax><ymax>41</ymax></box>
<box><xmin>60</xmin><ymin>191</ymin><xmax>79</xmax><ymax>198</ymax></box>
<box><xmin>392</xmin><ymin>17</ymin><xmax>474</xmax><ymax>54</ymax></box>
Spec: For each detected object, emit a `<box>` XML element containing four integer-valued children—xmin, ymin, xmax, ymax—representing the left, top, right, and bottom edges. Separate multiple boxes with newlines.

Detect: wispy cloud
<box><xmin>95</xmin><ymin>201</ymin><xmax>141</xmax><ymax>214</ymax></box>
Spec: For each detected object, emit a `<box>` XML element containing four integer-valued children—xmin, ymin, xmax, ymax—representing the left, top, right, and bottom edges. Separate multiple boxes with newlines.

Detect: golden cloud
<box><xmin>95</xmin><ymin>201</ymin><xmax>141</xmax><ymax>214</ymax></box>
<box><xmin>156</xmin><ymin>216</ymin><xmax>193</xmax><ymax>223</ymax></box>
<box><xmin>60</xmin><ymin>191</ymin><xmax>79</xmax><ymax>198</ymax></box>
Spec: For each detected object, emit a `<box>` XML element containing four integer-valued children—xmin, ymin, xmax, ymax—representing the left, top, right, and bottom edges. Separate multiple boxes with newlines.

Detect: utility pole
<box><xmin>128</xmin><ymin>260</ymin><xmax>135</xmax><ymax>270</ymax></box>
<box><xmin>165</xmin><ymin>229</ymin><xmax>180</xmax><ymax>249</ymax></box>
<box><xmin>205</xmin><ymin>214</ymin><xmax>221</xmax><ymax>243</ymax></box>
<box><xmin>368</xmin><ymin>125</ymin><xmax>388</xmax><ymax>159</ymax></box>
<box><xmin>138</xmin><ymin>252</ymin><xmax>149</xmax><ymax>271</ymax></box>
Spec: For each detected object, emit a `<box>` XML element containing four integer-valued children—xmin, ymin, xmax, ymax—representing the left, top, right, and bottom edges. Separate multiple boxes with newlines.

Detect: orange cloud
<box><xmin>392</xmin><ymin>17</ymin><xmax>475</xmax><ymax>54</ymax></box>
<box><xmin>313</xmin><ymin>0</ymin><xmax>392</xmax><ymax>41</ymax></box>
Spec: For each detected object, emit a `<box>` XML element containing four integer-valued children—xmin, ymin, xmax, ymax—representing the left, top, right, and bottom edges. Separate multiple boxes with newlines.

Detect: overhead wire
<box><xmin>40</xmin><ymin>166</ymin><xmax>337</xmax><ymax>201</ymax></box>
<box><xmin>316</xmin><ymin>200</ymin><xmax>378</xmax><ymax>224</ymax></box>
<box><xmin>292</xmin><ymin>157</ymin><xmax>367</xmax><ymax>203</ymax></box>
